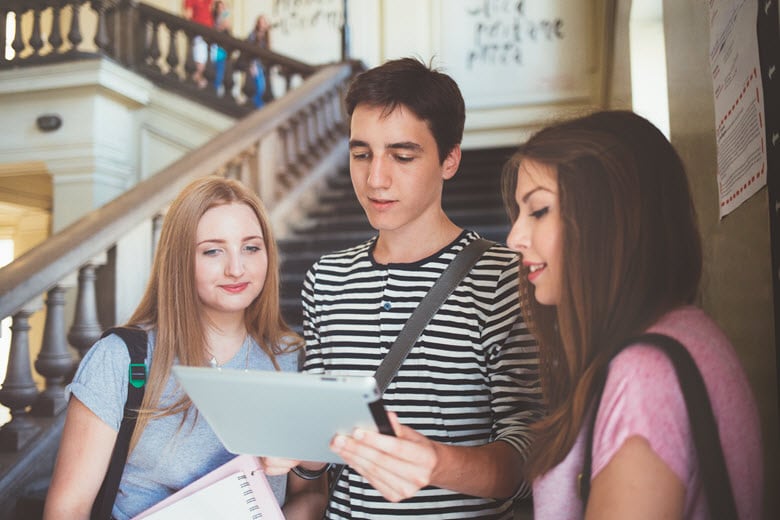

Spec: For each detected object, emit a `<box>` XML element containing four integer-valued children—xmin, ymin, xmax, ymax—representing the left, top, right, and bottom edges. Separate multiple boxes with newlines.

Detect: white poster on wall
<box><xmin>707</xmin><ymin>0</ymin><xmax>767</xmax><ymax>218</ymax></box>
<box><xmin>438</xmin><ymin>0</ymin><xmax>596</xmax><ymax>109</ymax></box>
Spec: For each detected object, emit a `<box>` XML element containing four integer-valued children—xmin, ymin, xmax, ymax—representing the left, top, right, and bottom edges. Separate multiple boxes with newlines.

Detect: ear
<box><xmin>441</xmin><ymin>144</ymin><xmax>461</xmax><ymax>180</ymax></box>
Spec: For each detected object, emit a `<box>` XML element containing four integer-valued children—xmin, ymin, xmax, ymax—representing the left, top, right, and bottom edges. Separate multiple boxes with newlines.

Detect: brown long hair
<box><xmin>126</xmin><ymin>176</ymin><xmax>302</xmax><ymax>450</ymax></box>
<box><xmin>501</xmin><ymin>111</ymin><xmax>702</xmax><ymax>478</ymax></box>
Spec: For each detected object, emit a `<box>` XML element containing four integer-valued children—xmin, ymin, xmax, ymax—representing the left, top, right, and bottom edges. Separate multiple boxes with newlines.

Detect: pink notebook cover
<box><xmin>131</xmin><ymin>454</ymin><xmax>284</xmax><ymax>519</ymax></box>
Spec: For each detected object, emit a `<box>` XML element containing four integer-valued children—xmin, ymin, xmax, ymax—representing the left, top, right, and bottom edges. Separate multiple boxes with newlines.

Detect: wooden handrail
<box><xmin>0</xmin><ymin>61</ymin><xmax>356</xmax><ymax>321</ymax></box>
<box><xmin>0</xmin><ymin>1</ymin><xmax>325</xmax><ymax>117</ymax></box>
<box><xmin>134</xmin><ymin>2</ymin><xmax>317</xmax><ymax>76</ymax></box>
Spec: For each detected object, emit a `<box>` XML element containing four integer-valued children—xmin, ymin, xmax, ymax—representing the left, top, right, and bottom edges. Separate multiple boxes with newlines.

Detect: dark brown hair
<box><xmin>344</xmin><ymin>57</ymin><xmax>465</xmax><ymax>163</ymax></box>
<box><xmin>501</xmin><ymin>110</ymin><xmax>702</xmax><ymax>478</ymax></box>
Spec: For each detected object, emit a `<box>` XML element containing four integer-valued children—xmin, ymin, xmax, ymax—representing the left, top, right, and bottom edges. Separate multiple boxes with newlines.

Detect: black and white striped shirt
<box><xmin>302</xmin><ymin>230</ymin><xmax>543</xmax><ymax>519</ymax></box>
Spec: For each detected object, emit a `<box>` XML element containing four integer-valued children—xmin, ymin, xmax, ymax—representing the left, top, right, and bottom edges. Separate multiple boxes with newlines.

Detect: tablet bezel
<box><xmin>172</xmin><ymin>366</ymin><xmax>392</xmax><ymax>463</ymax></box>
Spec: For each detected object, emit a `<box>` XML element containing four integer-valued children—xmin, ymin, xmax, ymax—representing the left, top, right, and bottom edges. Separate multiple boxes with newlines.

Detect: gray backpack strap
<box><xmin>373</xmin><ymin>238</ymin><xmax>494</xmax><ymax>391</ymax></box>
<box><xmin>326</xmin><ymin>238</ymin><xmax>495</xmax><ymax>504</ymax></box>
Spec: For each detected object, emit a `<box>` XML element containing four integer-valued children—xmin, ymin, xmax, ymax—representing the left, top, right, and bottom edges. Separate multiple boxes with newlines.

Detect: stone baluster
<box><xmin>240</xmin><ymin>144</ymin><xmax>261</xmax><ymax>195</ymax></box>
<box><xmin>242</xmin><ymin>63</ymin><xmax>258</xmax><ymax>103</ymax></box>
<box><xmin>312</xmin><ymin>99</ymin><xmax>327</xmax><ymax>153</ymax></box>
<box><xmin>262</xmin><ymin>64</ymin><xmax>275</xmax><ymax>103</ymax></box>
<box><xmin>92</xmin><ymin>0</ymin><xmax>111</xmax><ymax>54</ymax></box>
<box><xmin>166</xmin><ymin>27</ymin><xmax>179</xmax><ymax>78</ymax></box>
<box><xmin>29</xmin><ymin>7</ymin><xmax>43</xmax><ymax>56</ymax></box>
<box><xmin>222</xmin><ymin>54</ymin><xmax>235</xmax><ymax>101</ymax></box>
<box><xmin>67</xmin><ymin>263</ymin><xmax>104</xmax><ymax>359</ymax></box>
<box><xmin>203</xmin><ymin>36</ymin><xmax>215</xmax><ymax>85</ymax></box>
<box><xmin>184</xmin><ymin>32</ymin><xmax>196</xmax><ymax>80</ymax></box>
<box><xmin>0</xmin><ymin>309</ymin><xmax>41</xmax><ymax>451</ymax></box>
<box><xmin>147</xmin><ymin>21</ymin><xmax>161</xmax><ymax>71</ymax></box>
<box><xmin>290</xmin><ymin>117</ymin><xmax>307</xmax><ymax>178</ymax></box>
<box><xmin>48</xmin><ymin>3</ymin><xmax>64</xmax><ymax>54</ymax></box>
<box><xmin>297</xmin><ymin>110</ymin><xmax>312</xmax><ymax>167</ymax></box>
<box><xmin>276</xmin><ymin>123</ymin><xmax>293</xmax><ymax>192</ymax></box>
<box><xmin>0</xmin><ymin>11</ymin><xmax>6</xmax><ymax>66</ymax></box>
<box><xmin>321</xmin><ymin>90</ymin><xmax>333</xmax><ymax>143</ymax></box>
<box><xmin>11</xmin><ymin>8</ymin><xmax>25</xmax><ymax>57</ymax></box>
<box><xmin>305</xmin><ymin>105</ymin><xmax>322</xmax><ymax>160</ymax></box>
<box><xmin>68</xmin><ymin>2</ymin><xmax>84</xmax><ymax>50</ymax></box>
<box><xmin>32</xmin><ymin>286</ymin><xmax>75</xmax><ymax>417</ymax></box>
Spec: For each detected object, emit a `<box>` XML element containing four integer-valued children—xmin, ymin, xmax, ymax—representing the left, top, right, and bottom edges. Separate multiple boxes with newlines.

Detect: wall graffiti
<box><xmin>440</xmin><ymin>0</ymin><xmax>594</xmax><ymax>109</ymax></box>
<box><xmin>272</xmin><ymin>0</ymin><xmax>343</xmax><ymax>35</ymax></box>
<box><xmin>464</xmin><ymin>0</ymin><xmax>565</xmax><ymax>69</ymax></box>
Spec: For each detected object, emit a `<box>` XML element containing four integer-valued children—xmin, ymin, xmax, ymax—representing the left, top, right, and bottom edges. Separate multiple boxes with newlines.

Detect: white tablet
<box><xmin>172</xmin><ymin>366</ymin><xmax>393</xmax><ymax>463</ymax></box>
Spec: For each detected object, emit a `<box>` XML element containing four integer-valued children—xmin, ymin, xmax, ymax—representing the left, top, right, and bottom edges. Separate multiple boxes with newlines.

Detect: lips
<box><xmin>525</xmin><ymin>263</ymin><xmax>546</xmax><ymax>282</ymax></box>
<box><xmin>368</xmin><ymin>197</ymin><xmax>396</xmax><ymax>210</ymax></box>
<box><xmin>221</xmin><ymin>282</ymin><xmax>249</xmax><ymax>293</ymax></box>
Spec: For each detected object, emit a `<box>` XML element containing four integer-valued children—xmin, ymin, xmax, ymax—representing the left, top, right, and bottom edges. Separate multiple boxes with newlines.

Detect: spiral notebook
<box><xmin>131</xmin><ymin>454</ymin><xmax>283</xmax><ymax>520</ymax></box>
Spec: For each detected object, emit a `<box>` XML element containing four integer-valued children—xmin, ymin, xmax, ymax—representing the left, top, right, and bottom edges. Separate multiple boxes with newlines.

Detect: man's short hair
<box><xmin>345</xmin><ymin>57</ymin><xmax>465</xmax><ymax>163</ymax></box>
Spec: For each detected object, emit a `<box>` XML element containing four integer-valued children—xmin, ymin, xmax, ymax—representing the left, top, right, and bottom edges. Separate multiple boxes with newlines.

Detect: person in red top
<box><xmin>183</xmin><ymin>0</ymin><xmax>213</xmax><ymax>88</ymax></box>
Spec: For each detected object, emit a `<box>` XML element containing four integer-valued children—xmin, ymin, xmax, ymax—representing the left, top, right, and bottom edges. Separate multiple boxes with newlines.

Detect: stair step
<box><xmin>309</xmin><ymin>192</ymin><xmax>503</xmax><ymax>214</ymax></box>
<box><xmin>278</xmin><ymin>231</ymin><xmax>375</xmax><ymax>255</ymax></box>
<box><xmin>276</xmin><ymin>147</ymin><xmax>516</xmax><ymax>332</ymax></box>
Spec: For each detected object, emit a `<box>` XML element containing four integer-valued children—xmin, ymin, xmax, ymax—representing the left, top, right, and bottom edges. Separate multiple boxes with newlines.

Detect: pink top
<box><xmin>533</xmin><ymin>306</ymin><xmax>763</xmax><ymax>519</ymax></box>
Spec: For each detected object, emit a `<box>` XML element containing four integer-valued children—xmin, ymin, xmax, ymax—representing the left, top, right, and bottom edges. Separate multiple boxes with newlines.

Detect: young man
<box><xmin>265</xmin><ymin>57</ymin><xmax>542</xmax><ymax>519</ymax></box>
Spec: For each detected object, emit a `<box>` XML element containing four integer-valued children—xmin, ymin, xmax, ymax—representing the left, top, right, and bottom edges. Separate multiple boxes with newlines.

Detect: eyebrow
<box><xmin>348</xmin><ymin>139</ymin><xmax>423</xmax><ymax>152</ymax></box>
<box><xmin>520</xmin><ymin>186</ymin><xmax>553</xmax><ymax>204</ymax></box>
<box><xmin>197</xmin><ymin>235</ymin><xmax>264</xmax><ymax>246</ymax></box>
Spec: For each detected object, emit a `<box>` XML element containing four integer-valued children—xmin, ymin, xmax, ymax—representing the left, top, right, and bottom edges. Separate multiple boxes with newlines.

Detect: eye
<box><xmin>394</xmin><ymin>154</ymin><xmax>414</xmax><ymax>163</ymax></box>
<box><xmin>202</xmin><ymin>248</ymin><xmax>221</xmax><ymax>256</ymax></box>
<box><xmin>530</xmin><ymin>207</ymin><xmax>549</xmax><ymax>219</ymax></box>
<box><xmin>351</xmin><ymin>150</ymin><xmax>370</xmax><ymax>160</ymax></box>
<box><xmin>244</xmin><ymin>244</ymin><xmax>263</xmax><ymax>253</ymax></box>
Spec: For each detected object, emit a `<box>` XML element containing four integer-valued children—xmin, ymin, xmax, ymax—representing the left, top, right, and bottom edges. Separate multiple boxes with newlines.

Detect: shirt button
<box><xmin>383</xmin><ymin>302</ymin><xmax>392</xmax><ymax>310</ymax></box>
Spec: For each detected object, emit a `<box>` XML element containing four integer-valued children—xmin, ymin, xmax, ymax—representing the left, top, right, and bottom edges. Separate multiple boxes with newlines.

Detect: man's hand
<box><xmin>329</xmin><ymin>411</ymin><xmax>441</xmax><ymax>502</ymax></box>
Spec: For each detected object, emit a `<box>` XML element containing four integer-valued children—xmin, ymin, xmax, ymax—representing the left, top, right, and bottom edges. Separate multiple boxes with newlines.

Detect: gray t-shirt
<box><xmin>68</xmin><ymin>329</ymin><xmax>299</xmax><ymax>520</ymax></box>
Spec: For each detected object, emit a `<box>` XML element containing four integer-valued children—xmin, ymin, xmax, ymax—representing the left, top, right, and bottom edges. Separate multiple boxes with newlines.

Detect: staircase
<box><xmin>278</xmin><ymin>146</ymin><xmax>518</xmax><ymax>332</ymax></box>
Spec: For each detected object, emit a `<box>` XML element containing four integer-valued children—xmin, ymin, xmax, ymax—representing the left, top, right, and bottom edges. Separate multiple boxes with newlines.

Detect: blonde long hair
<box><xmin>501</xmin><ymin>111</ymin><xmax>702</xmax><ymax>478</ymax></box>
<box><xmin>125</xmin><ymin>176</ymin><xmax>302</xmax><ymax>451</ymax></box>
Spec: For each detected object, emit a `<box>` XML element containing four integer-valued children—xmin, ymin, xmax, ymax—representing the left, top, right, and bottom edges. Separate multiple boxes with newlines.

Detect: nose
<box><xmin>225</xmin><ymin>250</ymin><xmax>245</xmax><ymax>277</ymax></box>
<box><xmin>366</xmin><ymin>156</ymin><xmax>390</xmax><ymax>189</ymax></box>
<box><xmin>506</xmin><ymin>217</ymin><xmax>528</xmax><ymax>253</ymax></box>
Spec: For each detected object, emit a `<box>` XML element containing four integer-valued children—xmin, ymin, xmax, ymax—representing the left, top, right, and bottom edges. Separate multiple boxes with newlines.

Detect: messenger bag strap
<box><xmin>327</xmin><ymin>238</ymin><xmax>494</xmax><ymax>502</ymax></box>
<box><xmin>373</xmin><ymin>238</ymin><xmax>494</xmax><ymax>392</ymax></box>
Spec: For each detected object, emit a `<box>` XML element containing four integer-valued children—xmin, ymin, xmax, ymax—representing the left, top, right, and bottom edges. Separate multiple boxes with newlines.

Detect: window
<box><xmin>630</xmin><ymin>0</ymin><xmax>669</xmax><ymax>138</ymax></box>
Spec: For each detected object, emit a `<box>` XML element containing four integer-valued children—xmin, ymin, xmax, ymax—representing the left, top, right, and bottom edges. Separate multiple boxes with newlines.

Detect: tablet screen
<box><xmin>173</xmin><ymin>366</ymin><xmax>392</xmax><ymax>463</ymax></box>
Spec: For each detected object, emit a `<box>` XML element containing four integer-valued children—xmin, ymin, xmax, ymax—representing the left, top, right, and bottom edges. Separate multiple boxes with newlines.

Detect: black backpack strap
<box><xmin>579</xmin><ymin>332</ymin><xmax>737</xmax><ymax>519</ymax></box>
<box><xmin>90</xmin><ymin>326</ymin><xmax>148</xmax><ymax>520</ymax></box>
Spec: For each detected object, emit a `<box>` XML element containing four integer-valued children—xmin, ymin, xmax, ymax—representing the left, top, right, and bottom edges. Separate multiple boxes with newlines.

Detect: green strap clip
<box><xmin>129</xmin><ymin>363</ymin><xmax>147</xmax><ymax>389</ymax></box>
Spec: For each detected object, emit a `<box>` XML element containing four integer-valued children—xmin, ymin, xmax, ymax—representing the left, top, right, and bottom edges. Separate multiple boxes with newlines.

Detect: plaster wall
<box><xmin>0</xmin><ymin>57</ymin><xmax>234</xmax><ymax>331</ymax></box>
<box><xmin>662</xmin><ymin>1</ymin><xmax>778</xmax><ymax>516</ymax></box>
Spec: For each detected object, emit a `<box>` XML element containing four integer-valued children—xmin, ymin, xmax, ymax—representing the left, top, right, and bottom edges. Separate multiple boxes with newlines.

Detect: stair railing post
<box><xmin>324</xmin><ymin>89</ymin><xmax>339</xmax><ymax>143</ymax></box>
<box><xmin>0</xmin><ymin>9</ymin><xmax>7</xmax><ymax>67</ymax></box>
<box><xmin>313</xmin><ymin>98</ymin><xmax>328</xmax><ymax>152</ymax></box>
<box><xmin>32</xmin><ymin>285</ymin><xmax>75</xmax><ymax>417</ymax></box>
<box><xmin>276</xmin><ymin>123</ymin><xmax>295</xmax><ymax>191</ymax></box>
<box><xmin>0</xmin><ymin>305</ymin><xmax>43</xmax><ymax>451</ymax></box>
<box><xmin>67</xmin><ymin>259</ymin><xmax>106</xmax><ymax>359</ymax></box>
<box><xmin>294</xmin><ymin>112</ymin><xmax>312</xmax><ymax>170</ymax></box>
